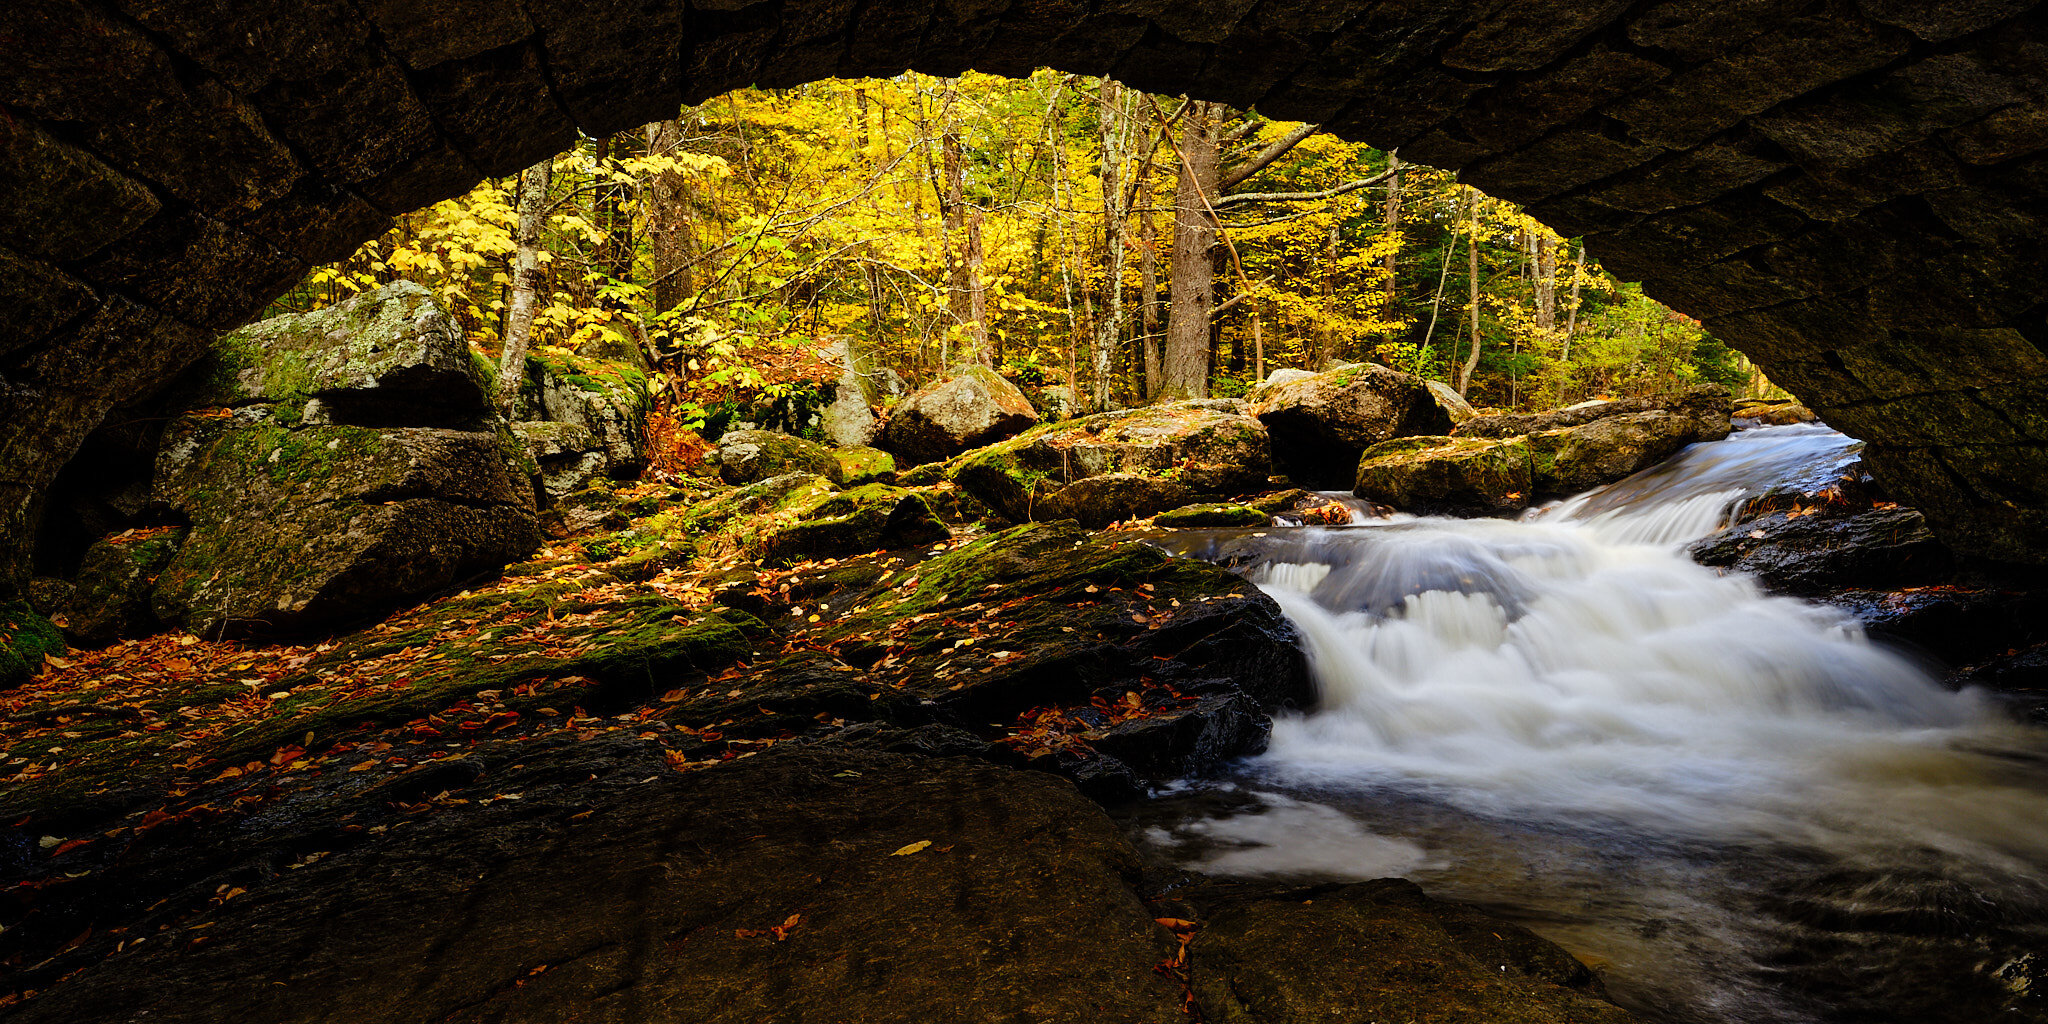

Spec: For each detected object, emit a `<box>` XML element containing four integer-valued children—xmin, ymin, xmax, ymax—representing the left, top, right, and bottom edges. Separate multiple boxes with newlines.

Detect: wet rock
<box><xmin>149</xmin><ymin>419</ymin><xmax>540</xmax><ymax>637</ymax></box>
<box><xmin>1537</xmin><ymin>407</ymin><xmax>1733</xmax><ymax>494</ymax></box>
<box><xmin>952</xmin><ymin>400</ymin><xmax>1272</xmax><ymax>528</ymax></box>
<box><xmin>1454</xmin><ymin>386</ymin><xmax>1732</xmax><ymax>439</ymax></box>
<box><xmin>877</xmin><ymin>365</ymin><xmax>1040</xmax><ymax>466</ymax></box>
<box><xmin>58</xmin><ymin>526</ymin><xmax>185</xmax><ymax>646</ymax></box>
<box><xmin>713</xmin><ymin>428</ymin><xmax>836</xmax><ymax>485</ymax></box>
<box><xmin>1951</xmin><ymin>643</ymin><xmax>2048</xmax><ymax>725</ymax></box>
<box><xmin>1253</xmin><ymin>363</ymin><xmax>1453</xmax><ymax>488</ymax></box>
<box><xmin>1689</xmin><ymin>505</ymin><xmax>1954</xmax><ymax>595</ymax></box>
<box><xmin>1180</xmin><ymin>878</ymin><xmax>1635</xmax><ymax>1024</ymax></box>
<box><xmin>718</xmin><ymin>522</ymin><xmax>1314</xmax><ymax>796</ymax></box>
<box><xmin>830</xmin><ymin>444</ymin><xmax>896</xmax><ymax>486</ymax></box>
<box><xmin>0</xmin><ymin>600</ymin><xmax>63</xmax><ymax>689</ymax></box>
<box><xmin>1155</xmin><ymin>502</ymin><xmax>1270</xmax><ymax>528</ymax></box>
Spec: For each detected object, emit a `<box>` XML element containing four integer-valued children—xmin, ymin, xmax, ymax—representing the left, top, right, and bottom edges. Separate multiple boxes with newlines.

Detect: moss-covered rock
<box><xmin>150</xmin><ymin>417</ymin><xmax>541</xmax><ymax>637</ymax></box>
<box><xmin>1455</xmin><ymin>386</ymin><xmax>1732</xmax><ymax>440</ymax></box>
<box><xmin>61</xmin><ymin>527</ymin><xmax>186</xmax><ymax>646</ymax></box>
<box><xmin>1356</xmin><ymin>407</ymin><xmax>1738</xmax><ymax>514</ymax></box>
<box><xmin>831</xmin><ymin>444</ymin><xmax>897</xmax><ymax>486</ymax></box>
<box><xmin>511</xmin><ymin>420</ymin><xmax>609</xmax><ymax>500</ymax></box>
<box><xmin>744</xmin><ymin>484</ymin><xmax>950</xmax><ymax>567</ymax></box>
<box><xmin>1252</xmin><ymin>363</ymin><xmax>1453</xmax><ymax>488</ymax></box>
<box><xmin>714</xmin><ymin>429</ymin><xmax>837</xmax><ymax>485</ymax></box>
<box><xmin>950</xmin><ymin>400</ymin><xmax>1269</xmax><ymax>527</ymax></box>
<box><xmin>1354</xmin><ymin>435</ymin><xmax>1536</xmax><ymax>514</ymax></box>
<box><xmin>878</xmin><ymin>365</ymin><xmax>1040</xmax><ymax>466</ymax></box>
<box><xmin>525</xmin><ymin>348</ymin><xmax>652</xmax><ymax>479</ymax></box>
<box><xmin>1155</xmin><ymin>502</ymin><xmax>1269</xmax><ymax>528</ymax></box>
<box><xmin>1</xmin><ymin>600</ymin><xmax>63</xmax><ymax>689</ymax></box>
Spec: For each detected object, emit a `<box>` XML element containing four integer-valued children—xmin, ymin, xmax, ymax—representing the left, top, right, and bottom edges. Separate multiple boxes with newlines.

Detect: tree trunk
<box><xmin>1533</xmin><ymin>229</ymin><xmax>1557</xmax><ymax>338</ymax></box>
<box><xmin>1457</xmin><ymin>190</ymin><xmax>1482</xmax><ymax>399</ymax></box>
<box><xmin>1562</xmin><ymin>242</ymin><xmax>1585</xmax><ymax>365</ymax></box>
<box><xmin>1318</xmin><ymin>216</ymin><xmax>1340</xmax><ymax>368</ymax></box>
<box><xmin>498</xmin><ymin>156</ymin><xmax>552</xmax><ymax>415</ymax></box>
<box><xmin>1380</xmin><ymin>155</ymin><xmax>1403</xmax><ymax>346</ymax></box>
<box><xmin>1161</xmin><ymin>100</ymin><xmax>1219</xmax><ymax>400</ymax></box>
<box><xmin>1091</xmin><ymin>78</ymin><xmax>1128</xmax><ymax>412</ymax></box>
<box><xmin>938</xmin><ymin>80</ymin><xmax>988</xmax><ymax>366</ymax></box>
<box><xmin>645</xmin><ymin>119</ymin><xmax>694</xmax><ymax>316</ymax></box>
<box><xmin>1136</xmin><ymin>170</ymin><xmax>1162</xmax><ymax>399</ymax></box>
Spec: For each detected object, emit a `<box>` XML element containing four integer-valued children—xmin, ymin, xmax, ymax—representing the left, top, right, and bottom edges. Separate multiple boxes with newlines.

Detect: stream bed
<box><xmin>1132</xmin><ymin>425</ymin><xmax>2048</xmax><ymax>1024</ymax></box>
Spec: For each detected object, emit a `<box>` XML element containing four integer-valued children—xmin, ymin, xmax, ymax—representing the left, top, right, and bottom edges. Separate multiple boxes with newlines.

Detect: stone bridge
<box><xmin>3</xmin><ymin>0</ymin><xmax>2046</xmax><ymax>586</ymax></box>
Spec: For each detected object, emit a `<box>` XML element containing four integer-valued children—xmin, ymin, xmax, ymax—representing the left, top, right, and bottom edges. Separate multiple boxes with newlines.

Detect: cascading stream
<box><xmin>1136</xmin><ymin>425</ymin><xmax>2048</xmax><ymax>1024</ymax></box>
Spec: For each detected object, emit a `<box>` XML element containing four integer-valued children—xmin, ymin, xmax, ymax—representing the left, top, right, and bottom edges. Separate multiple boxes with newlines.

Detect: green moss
<box><xmin>0</xmin><ymin>601</ymin><xmax>64</xmax><ymax>688</ymax></box>
<box><xmin>831</xmin><ymin>445</ymin><xmax>897</xmax><ymax>486</ymax></box>
<box><xmin>1154</xmin><ymin>502</ymin><xmax>1269</xmax><ymax>528</ymax></box>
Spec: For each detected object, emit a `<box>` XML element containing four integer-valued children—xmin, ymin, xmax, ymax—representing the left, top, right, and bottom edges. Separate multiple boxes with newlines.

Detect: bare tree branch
<box><xmin>1219</xmin><ymin>122</ymin><xmax>1320</xmax><ymax>191</ymax></box>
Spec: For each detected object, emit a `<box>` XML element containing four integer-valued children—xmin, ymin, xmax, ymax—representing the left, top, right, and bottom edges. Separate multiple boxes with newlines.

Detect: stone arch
<box><xmin>4</xmin><ymin>0</ymin><xmax>2047</xmax><ymax>585</ymax></box>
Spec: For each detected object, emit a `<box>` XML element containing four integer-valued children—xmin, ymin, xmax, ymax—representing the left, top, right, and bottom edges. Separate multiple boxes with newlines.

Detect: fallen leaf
<box><xmin>890</xmin><ymin>840</ymin><xmax>932</xmax><ymax>857</ymax></box>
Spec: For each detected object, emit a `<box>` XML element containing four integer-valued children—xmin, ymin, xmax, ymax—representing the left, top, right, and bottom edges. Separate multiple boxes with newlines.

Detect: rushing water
<box><xmin>1136</xmin><ymin>425</ymin><xmax>2048</xmax><ymax>1024</ymax></box>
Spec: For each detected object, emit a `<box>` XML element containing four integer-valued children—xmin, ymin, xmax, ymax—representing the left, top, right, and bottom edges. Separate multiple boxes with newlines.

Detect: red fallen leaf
<box><xmin>267</xmin><ymin>744</ymin><xmax>305</xmax><ymax>767</ymax></box>
<box><xmin>50</xmin><ymin>838</ymin><xmax>92</xmax><ymax>857</ymax></box>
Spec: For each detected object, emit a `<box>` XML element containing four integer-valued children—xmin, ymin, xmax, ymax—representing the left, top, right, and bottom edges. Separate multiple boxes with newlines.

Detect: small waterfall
<box><xmin>1138</xmin><ymin>424</ymin><xmax>2048</xmax><ymax>1024</ymax></box>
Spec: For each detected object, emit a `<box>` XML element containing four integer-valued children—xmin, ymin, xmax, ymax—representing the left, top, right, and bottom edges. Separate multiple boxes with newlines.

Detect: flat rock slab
<box><xmin>5</xmin><ymin>745</ymin><xmax>1637</xmax><ymax>1024</ymax></box>
<box><xmin>7</xmin><ymin>748</ymin><xmax>1189</xmax><ymax>1024</ymax></box>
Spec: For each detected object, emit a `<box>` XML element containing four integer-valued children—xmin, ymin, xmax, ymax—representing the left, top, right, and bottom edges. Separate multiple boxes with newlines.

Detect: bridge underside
<box><xmin>3</xmin><ymin>0</ymin><xmax>2047</xmax><ymax>581</ymax></box>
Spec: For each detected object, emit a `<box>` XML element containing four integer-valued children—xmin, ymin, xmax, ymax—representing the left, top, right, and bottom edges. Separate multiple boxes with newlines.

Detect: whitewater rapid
<box><xmin>1138</xmin><ymin>424</ymin><xmax>2048</xmax><ymax>1024</ymax></box>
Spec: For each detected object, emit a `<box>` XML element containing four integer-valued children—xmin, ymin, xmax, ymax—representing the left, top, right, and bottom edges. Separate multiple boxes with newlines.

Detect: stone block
<box><xmin>1443</xmin><ymin>0</ymin><xmax>1633</xmax><ymax>72</ymax></box>
<box><xmin>357</xmin><ymin>0</ymin><xmax>535</xmax><ymax>68</ymax></box>
<box><xmin>412</xmin><ymin>42</ymin><xmax>580</xmax><ymax>176</ymax></box>
<box><xmin>1460</xmin><ymin>126</ymin><xmax>1664</xmax><ymax>206</ymax></box>
<box><xmin>0</xmin><ymin>119</ymin><xmax>160</xmax><ymax>262</ymax></box>
<box><xmin>1585</xmin><ymin>139</ymin><xmax>1785</xmax><ymax>213</ymax></box>
<box><xmin>0</xmin><ymin>250</ymin><xmax>96</xmax><ymax>360</ymax></box>
<box><xmin>1459</xmin><ymin>46</ymin><xmax>1672</xmax><ymax>150</ymax></box>
<box><xmin>528</xmin><ymin>0</ymin><xmax>686</xmax><ymax>128</ymax></box>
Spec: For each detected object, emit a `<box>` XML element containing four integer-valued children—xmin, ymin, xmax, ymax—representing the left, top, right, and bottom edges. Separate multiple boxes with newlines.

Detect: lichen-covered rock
<box><xmin>149</xmin><ymin>418</ymin><xmax>540</xmax><ymax>637</ymax></box>
<box><xmin>60</xmin><ymin>527</ymin><xmax>185</xmax><ymax>646</ymax></box>
<box><xmin>831</xmin><ymin>445</ymin><xmax>897</xmax><ymax>486</ymax></box>
<box><xmin>526</xmin><ymin>351</ymin><xmax>652</xmax><ymax>479</ymax></box>
<box><xmin>0</xmin><ymin>600</ymin><xmax>62</xmax><ymax>689</ymax></box>
<box><xmin>200</xmin><ymin>280</ymin><xmax>493</xmax><ymax>428</ymax></box>
<box><xmin>510</xmin><ymin>420</ymin><xmax>607</xmax><ymax>500</ymax></box>
<box><xmin>878</xmin><ymin>365</ymin><xmax>1040</xmax><ymax>466</ymax></box>
<box><xmin>1354</xmin><ymin>435</ymin><xmax>1536</xmax><ymax>514</ymax></box>
<box><xmin>1253</xmin><ymin>363</ymin><xmax>1453</xmax><ymax>488</ymax></box>
<box><xmin>951</xmin><ymin>400</ymin><xmax>1271</xmax><ymax>528</ymax></box>
<box><xmin>1455</xmin><ymin>386</ymin><xmax>1732</xmax><ymax>440</ymax></box>
<box><xmin>1154</xmin><ymin>502</ymin><xmax>1269</xmax><ymax>528</ymax></box>
<box><xmin>744</xmin><ymin>484</ymin><xmax>950</xmax><ymax>567</ymax></box>
<box><xmin>714</xmin><ymin>429</ymin><xmax>836</xmax><ymax>486</ymax></box>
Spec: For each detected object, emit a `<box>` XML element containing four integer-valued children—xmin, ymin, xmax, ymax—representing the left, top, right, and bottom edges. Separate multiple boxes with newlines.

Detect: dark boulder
<box><xmin>56</xmin><ymin>526</ymin><xmax>184</xmax><ymax>646</ymax></box>
<box><xmin>1689</xmin><ymin>506</ymin><xmax>1954</xmax><ymax>596</ymax></box>
<box><xmin>1253</xmin><ymin>362</ymin><xmax>1452</xmax><ymax>488</ymax></box>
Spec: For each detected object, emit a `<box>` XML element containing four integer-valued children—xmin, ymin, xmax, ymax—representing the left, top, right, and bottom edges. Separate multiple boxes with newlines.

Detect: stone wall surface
<box><xmin>5</xmin><ymin>0</ymin><xmax>2048</xmax><ymax>583</ymax></box>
